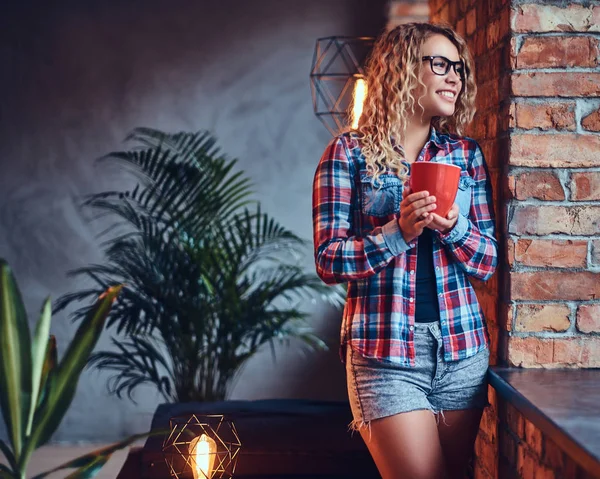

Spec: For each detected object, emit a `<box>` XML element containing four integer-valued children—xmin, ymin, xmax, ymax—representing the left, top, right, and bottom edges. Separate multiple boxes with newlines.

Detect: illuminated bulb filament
<box><xmin>190</xmin><ymin>433</ymin><xmax>217</xmax><ymax>479</ymax></box>
<box><xmin>352</xmin><ymin>78</ymin><xmax>367</xmax><ymax>129</ymax></box>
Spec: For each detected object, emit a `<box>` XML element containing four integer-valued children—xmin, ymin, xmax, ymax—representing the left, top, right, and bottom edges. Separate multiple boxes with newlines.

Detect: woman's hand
<box><xmin>398</xmin><ymin>186</ymin><xmax>436</xmax><ymax>244</ymax></box>
<box><xmin>426</xmin><ymin>204</ymin><xmax>459</xmax><ymax>234</ymax></box>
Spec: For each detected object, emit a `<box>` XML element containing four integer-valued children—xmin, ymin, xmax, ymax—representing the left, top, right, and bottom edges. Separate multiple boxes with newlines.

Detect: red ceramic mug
<box><xmin>409</xmin><ymin>162</ymin><xmax>461</xmax><ymax>218</ymax></box>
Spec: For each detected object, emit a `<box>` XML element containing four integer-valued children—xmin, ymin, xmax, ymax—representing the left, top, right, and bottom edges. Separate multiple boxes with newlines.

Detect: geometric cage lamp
<box><xmin>163</xmin><ymin>414</ymin><xmax>241</xmax><ymax>479</ymax></box>
<box><xmin>310</xmin><ymin>36</ymin><xmax>375</xmax><ymax>136</ymax></box>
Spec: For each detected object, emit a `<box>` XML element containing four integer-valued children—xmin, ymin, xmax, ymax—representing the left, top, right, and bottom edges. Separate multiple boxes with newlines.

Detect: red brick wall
<box><xmin>506</xmin><ymin>3</ymin><xmax>600</xmax><ymax>369</ymax></box>
<box><xmin>499</xmin><ymin>403</ymin><xmax>596</xmax><ymax>479</ymax></box>
<box><xmin>388</xmin><ymin>0</ymin><xmax>430</xmax><ymax>27</ymax></box>
<box><xmin>422</xmin><ymin>1</ymin><xmax>600</xmax><ymax>478</ymax></box>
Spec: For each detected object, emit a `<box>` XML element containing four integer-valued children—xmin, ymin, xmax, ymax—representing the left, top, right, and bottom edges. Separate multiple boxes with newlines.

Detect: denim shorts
<box><xmin>346</xmin><ymin>321</ymin><xmax>490</xmax><ymax>430</ymax></box>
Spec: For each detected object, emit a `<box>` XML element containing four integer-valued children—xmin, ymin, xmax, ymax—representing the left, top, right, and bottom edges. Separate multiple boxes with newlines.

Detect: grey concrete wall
<box><xmin>0</xmin><ymin>0</ymin><xmax>387</xmax><ymax>442</ymax></box>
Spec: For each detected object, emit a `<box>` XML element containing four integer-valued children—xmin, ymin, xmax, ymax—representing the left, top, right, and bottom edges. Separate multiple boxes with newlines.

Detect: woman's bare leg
<box><xmin>358</xmin><ymin>409</ymin><xmax>447</xmax><ymax>479</ymax></box>
<box><xmin>436</xmin><ymin>408</ymin><xmax>484</xmax><ymax>479</ymax></box>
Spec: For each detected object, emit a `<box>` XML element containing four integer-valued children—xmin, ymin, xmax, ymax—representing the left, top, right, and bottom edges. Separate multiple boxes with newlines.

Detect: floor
<box><xmin>1</xmin><ymin>443</ymin><xmax>139</xmax><ymax>478</ymax></box>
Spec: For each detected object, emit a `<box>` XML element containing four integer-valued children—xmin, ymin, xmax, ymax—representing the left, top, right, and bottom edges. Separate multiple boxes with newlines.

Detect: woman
<box><xmin>312</xmin><ymin>22</ymin><xmax>497</xmax><ymax>479</ymax></box>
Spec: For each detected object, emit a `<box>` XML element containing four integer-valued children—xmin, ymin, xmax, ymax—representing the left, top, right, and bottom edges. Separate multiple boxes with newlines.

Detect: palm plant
<box><xmin>55</xmin><ymin>127</ymin><xmax>343</xmax><ymax>403</ymax></box>
<box><xmin>0</xmin><ymin>259</ymin><xmax>158</xmax><ymax>479</ymax></box>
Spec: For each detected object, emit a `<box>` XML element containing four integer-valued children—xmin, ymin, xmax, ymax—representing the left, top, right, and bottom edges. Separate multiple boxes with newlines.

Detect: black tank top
<box><xmin>414</xmin><ymin>227</ymin><xmax>440</xmax><ymax>323</ymax></box>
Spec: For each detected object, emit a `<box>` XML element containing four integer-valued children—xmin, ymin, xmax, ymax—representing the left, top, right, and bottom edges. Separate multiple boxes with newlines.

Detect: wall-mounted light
<box><xmin>310</xmin><ymin>36</ymin><xmax>374</xmax><ymax>136</ymax></box>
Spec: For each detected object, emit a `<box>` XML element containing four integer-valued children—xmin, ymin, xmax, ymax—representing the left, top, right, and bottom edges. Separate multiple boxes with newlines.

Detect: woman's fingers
<box><xmin>415</xmin><ymin>214</ymin><xmax>435</xmax><ymax>230</ymax></box>
<box><xmin>409</xmin><ymin>202</ymin><xmax>437</xmax><ymax>222</ymax></box>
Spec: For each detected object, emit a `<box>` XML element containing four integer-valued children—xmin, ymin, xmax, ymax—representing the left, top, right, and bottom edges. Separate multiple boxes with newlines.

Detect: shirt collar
<box><xmin>390</xmin><ymin>124</ymin><xmax>446</xmax><ymax>152</ymax></box>
<box><xmin>428</xmin><ymin>124</ymin><xmax>446</xmax><ymax>149</ymax></box>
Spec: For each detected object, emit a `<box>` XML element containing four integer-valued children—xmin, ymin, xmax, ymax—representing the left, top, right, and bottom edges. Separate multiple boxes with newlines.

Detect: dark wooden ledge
<box><xmin>489</xmin><ymin>367</ymin><xmax>600</xmax><ymax>478</ymax></box>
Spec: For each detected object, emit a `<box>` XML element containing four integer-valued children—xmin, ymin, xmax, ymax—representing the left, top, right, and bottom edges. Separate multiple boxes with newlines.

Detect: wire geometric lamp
<box><xmin>163</xmin><ymin>414</ymin><xmax>242</xmax><ymax>479</ymax></box>
<box><xmin>310</xmin><ymin>36</ymin><xmax>375</xmax><ymax>136</ymax></box>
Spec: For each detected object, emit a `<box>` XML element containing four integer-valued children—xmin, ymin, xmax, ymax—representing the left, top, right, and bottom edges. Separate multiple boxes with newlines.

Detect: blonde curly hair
<box><xmin>354</xmin><ymin>22</ymin><xmax>477</xmax><ymax>185</ymax></box>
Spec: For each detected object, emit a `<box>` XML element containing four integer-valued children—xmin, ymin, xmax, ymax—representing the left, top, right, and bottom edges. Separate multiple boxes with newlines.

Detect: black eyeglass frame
<box><xmin>421</xmin><ymin>55</ymin><xmax>465</xmax><ymax>80</ymax></box>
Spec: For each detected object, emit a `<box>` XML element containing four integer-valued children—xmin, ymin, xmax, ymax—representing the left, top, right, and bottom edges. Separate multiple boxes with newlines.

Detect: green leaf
<box><xmin>62</xmin><ymin>456</ymin><xmax>109</xmax><ymax>479</ymax></box>
<box><xmin>35</xmin><ymin>335</ymin><xmax>57</xmax><ymax>410</ymax></box>
<box><xmin>31</xmin><ymin>430</ymin><xmax>164</xmax><ymax>479</ymax></box>
<box><xmin>26</xmin><ymin>298</ymin><xmax>52</xmax><ymax>436</ymax></box>
<box><xmin>0</xmin><ymin>464</ymin><xmax>16</xmax><ymax>479</ymax></box>
<box><xmin>0</xmin><ymin>259</ymin><xmax>33</xmax><ymax>460</ymax></box>
<box><xmin>0</xmin><ymin>439</ymin><xmax>17</xmax><ymax>473</ymax></box>
<box><xmin>21</xmin><ymin>286</ymin><xmax>122</xmax><ymax>470</ymax></box>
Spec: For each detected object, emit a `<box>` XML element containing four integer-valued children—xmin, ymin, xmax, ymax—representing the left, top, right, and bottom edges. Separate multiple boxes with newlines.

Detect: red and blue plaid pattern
<box><xmin>312</xmin><ymin>126</ymin><xmax>497</xmax><ymax>366</ymax></box>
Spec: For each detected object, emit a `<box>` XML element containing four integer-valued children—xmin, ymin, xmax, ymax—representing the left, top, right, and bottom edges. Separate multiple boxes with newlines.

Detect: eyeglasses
<box><xmin>421</xmin><ymin>56</ymin><xmax>465</xmax><ymax>80</ymax></box>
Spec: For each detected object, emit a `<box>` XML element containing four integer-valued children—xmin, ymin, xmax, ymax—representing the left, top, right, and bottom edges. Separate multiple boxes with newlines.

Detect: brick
<box><xmin>553</xmin><ymin>338</ymin><xmax>585</xmax><ymax>364</ymax></box>
<box><xmin>474</xmin><ymin>462</ymin><xmax>494</xmax><ymax>479</ymax></box>
<box><xmin>504</xmin><ymin>403</ymin><xmax>525</xmax><ymax>439</ymax></box>
<box><xmin>593</xmin><ymin>240</ymin><xmax>600</xmax><ymax>265</ymax></box>
<box><xmin>501</xmin><ymin>302</ymin><xmax>514</xmax><ymax>332</ymax></box>
<box><xmin>507</xmin><ymin>238</ymin><xmax>515</xmax><ymax>268</ymax></box>
<box><xmin>581</xmin><ymin>338</ymin><xmax>600</xmax><ymax>366</ymax></box>
<box><xmin>510</xmin><ymin>134</ymin><xmax>600</xmax><ymax>167</ymax></box>
<box><xmin>515</xmin><ymin>304</ymin><xmax>571</xmax><ymax>333</ymax></box>
<box><xmin>570</xmin><ymin>172</ymin><xmax>600</xmax><ymax>201</ymax></box>
<box><xmin>508</xmin><ymin>337</ymin><xmax>554</xmax><ymax>367</ymax></box>
<box><xmin>516</xmin><ymin>36</ymin><xmax>599</xmax><ymax>69</ymax></box>
<box><xmin>456</xmin><ymin>17</ymin><xmax>466</xmax><ymax>37</ymax></box>
<box><xmin>487</xmin><ymin>17</ymin><xmax>503</xmax><ymax>50</ymax></box>
<box><xmin>475</xmin><ymin>0</ymin><xmax>488</xmax><ymax>30</ymax></box>
<box><xmin>524</xmin><ymin>419</ymin><xmax>543</xmax><ymax>458</ymax></box>
<box><xmin>511</xmin><ymin>272</ymin><xmax>600</xmax><ymax>301</ymax></box>
<box><xmin>499</xmin><ymin>428</ymin><xmax>518</xmax><ymax>465</ymax></box>
<box><xmin>576</xmin><ymin>304</ymin><xmax>600</xmax><ymax>333</ymax></box>
<box><xmin>475</xmin><ymin>433</ymin><xmax>497</xmax><ymax>476</ymax></box>
<box><xmin>509</xmin><ymin>171</ymin><xmax>565</xmax><ymax>201</ymax></box>
<box><xmin>466</xmin><ymin>8</ymin><xmax>477</xmax><ymax>35</ymax></box>
<box><xmin>508</xmin><ymin>337</ymin><xmax>600</xmax><ymax>367</ymax></box>
<box><xmin>512</xmin><ymin>4</ymin><xmax>600</xmax><ymax>33</ymax></box>
<box><xmin>582</xmin><ymin>108</ymin><xmax>600</xmax><ymax>132</ymax></box>
<box><xmin>512</xmin><ymin>72</ymin><xmax>600</xmax><ymax>97</ymax></box>
<box><xmin>479</xmin><ymin>404</ymin><xmax>498</xmax><ymax>444</ymax></box>
<box><xmin>389</xmin><ymin>2</ymin><xmax>429</xmax><ymax>17</ymax></box>
<box><xmin>543</xmin><ymin>436</ymin><xmax>565</xmax><ymax>471</ymax></box>
<box><xmin>510</xmin><ymin>206</ymin><xmax>600</xmax><ymax>236</ymax></box>
<box><xmin>513</xmin><ymin>102</ymin><xmax>576</xmax><ymax>131</ymax></box>
<box><xmin>513</xmin><ymin>239</ymin><xmax>587</xmax><ymax>268</ymax></box>
<box><xmin>517</xmin><ymin>443</ymin><xmax>537</xmax><ymax>478</ymax></box>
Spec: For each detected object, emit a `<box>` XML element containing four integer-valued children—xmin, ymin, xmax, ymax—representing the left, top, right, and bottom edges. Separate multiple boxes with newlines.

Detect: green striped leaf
<box><xmin>35</xmin><ymin>335</ymin><xmax>57</xmax><ymax>410</ymax></box>
<box><xmin>63</xmin><ymin>456</ymin><xmax>109</xmax><ymax>479</ymax></box>
<box><xmin>26</xmin><ymin>298</ymin><xmax>52</xmax><ymax>436</ymax></box>
<box><xmin>0</xmin><ymin>439</ymin><xmax>17</xmax><ymax>473</ymax></box>
<box><xmin>31</xmin><ymin>430</ymin><xmax>160</xmax><ymax>479</ymax></box>
<box><xmin>0</xmin><ymin>260</ymin><xmax>32</xmax><ymax>461</ymax></box>
<box><xmin>21</xmin><ymin>286</ymin><xmax>122</xmax><ymax>470</ymax></box>
<box><xmin>0</xmin><ymin>464</ymin><xmax>16</xmax><ymax>479</ymax></box>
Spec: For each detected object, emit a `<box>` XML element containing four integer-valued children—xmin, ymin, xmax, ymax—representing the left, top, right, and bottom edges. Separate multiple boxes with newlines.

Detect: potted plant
<box><xmin>0</xmin><ymin>259</ymin><xmax>156</xmax><ymax>479</ymax></box>
<box><xmin>55</xmin><ymin>128</ymin><xmax>344</xmax><ymax>403</ymax></box>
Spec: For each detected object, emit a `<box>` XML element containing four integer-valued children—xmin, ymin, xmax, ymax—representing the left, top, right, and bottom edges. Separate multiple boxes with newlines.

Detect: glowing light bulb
<box><xmin>351</xmin><ymin>78</ymin><xmax>367</xmax><ymax>129</ymax></box>
<box><xmin>190</xmin><ymin>433</ymin><xmax>217</xmax><ymax>479</ymax></box>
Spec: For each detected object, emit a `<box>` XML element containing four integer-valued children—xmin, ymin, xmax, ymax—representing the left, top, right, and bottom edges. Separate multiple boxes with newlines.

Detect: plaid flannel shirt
<box><xmin>312</xmin><ymin>125</ymin><xmax>497</xmax><ymax>366</ymax></box>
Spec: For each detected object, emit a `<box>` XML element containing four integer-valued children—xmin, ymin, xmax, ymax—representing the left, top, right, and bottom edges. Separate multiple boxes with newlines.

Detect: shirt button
<box><xmin>410</xmin><ymin>243</ymin><xmax>416</xmax><ymax>248</ymax></box>
<box><xmin>409</xmin><ymin>325</ymin><xmax>414</xmax><ymax>331</ymax></box>
<box><xmin>435</xmin><ymin>266</ymin><xmax>440</xmax><ymax>271</ymax></box>
<box><xmin>410</xmin><ymin>270</ymin><xmax>415</xmax><ymax>275</ymax></box>
<box><xmin>438</xmin><ymin>293</ymin><xmax>443</xmax><ymax>297</ymax></box>
<box><xmin>441</xmin><ymin>320</ymin><xmax>446</xmax><ymax>326</ymax></box>
<box><xmin>409</xmin><ymin>297</ymin><xmax>414</xmax><ymax>302</ymax></box>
